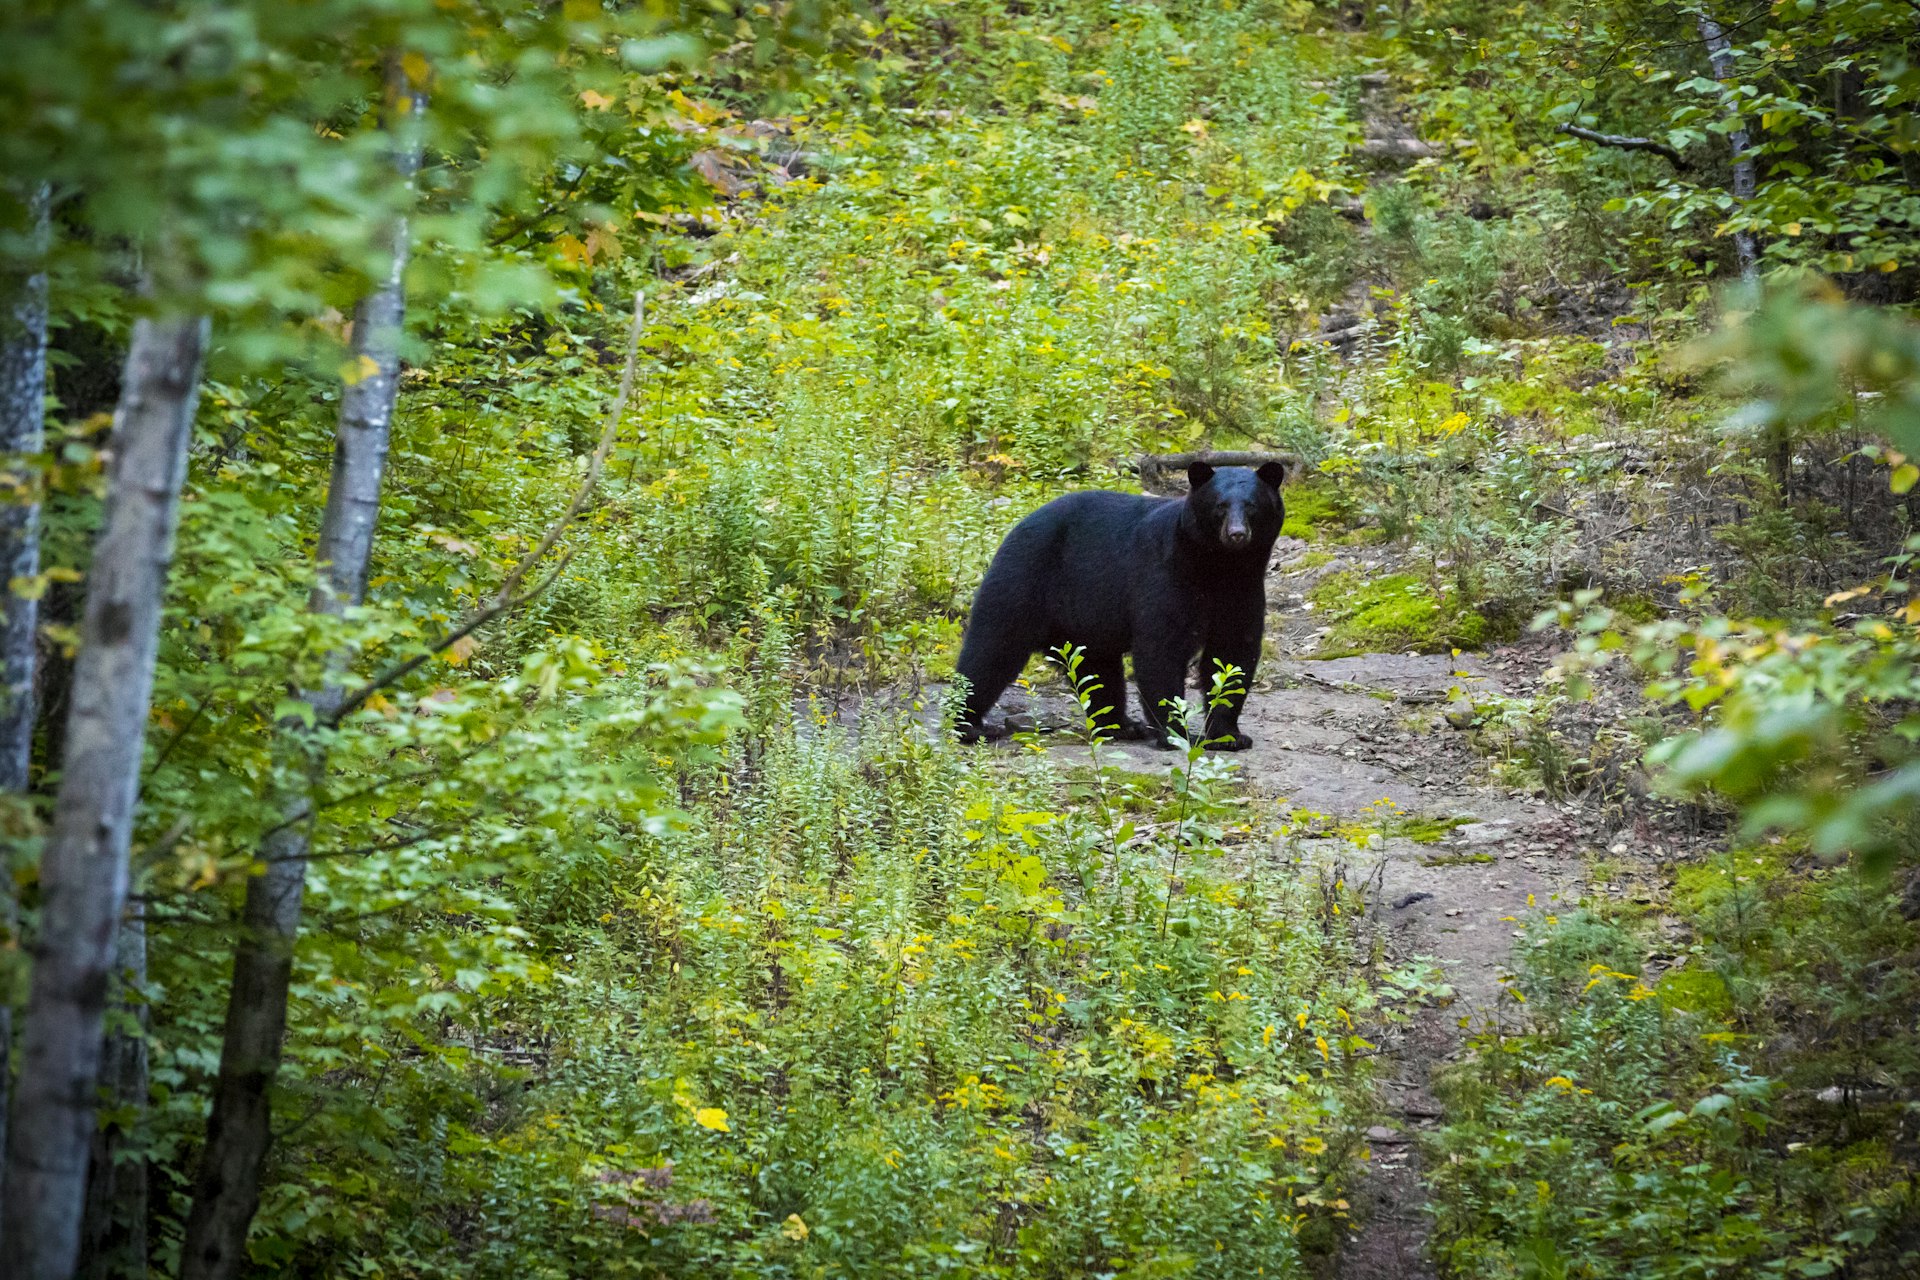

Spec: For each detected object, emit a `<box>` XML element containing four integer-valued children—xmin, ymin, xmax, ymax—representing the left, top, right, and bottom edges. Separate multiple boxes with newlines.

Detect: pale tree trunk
<box><xmin>180</xmin><ymin>74</ymin><xmax>424</xmax><ymax>1280</ymax></box>
<box><xmin>77</xmin><ymin>895</ymin><xmax>146</xmax><ymax>1280</ymax></box>
<box><xmin>0</xmin><ymin>181</ymin><xmax>49</xmax><ymax>1202</ymax></box>
<box><xmin>1698</xmin><ymin>11</ymin><xmax>1760</xmax><ymax>283</ymax></box>
<box><xmin>0</xmin><ymin>310</ymin><xmax>207</xmax><ymax>1280</ymax></box>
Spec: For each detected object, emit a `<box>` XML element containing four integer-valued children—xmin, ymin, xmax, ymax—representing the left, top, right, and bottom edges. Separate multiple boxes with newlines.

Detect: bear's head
<box><xmin>1183</xmin><ymin>461</ymin><xmax>1287</xmax><ymax>553</ymax></box>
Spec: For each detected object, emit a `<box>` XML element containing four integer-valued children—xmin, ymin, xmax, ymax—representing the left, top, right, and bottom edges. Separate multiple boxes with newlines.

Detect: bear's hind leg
<box><xmin>1132</xmin><ymin>647</ymin><xmax>1191</xmax><ymax>750</ymax></box>
<box><xmin>952</xmin><ymin>631</ymin><xmax>1034</xmax><ymax>742</ymax></box>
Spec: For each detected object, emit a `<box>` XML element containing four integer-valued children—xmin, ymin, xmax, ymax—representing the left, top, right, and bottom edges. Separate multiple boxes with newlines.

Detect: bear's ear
<box><xmin>1186</xmin><ymin>461</ymin><xmax>1216</xmax><ymax>490</ymax></box>
<box><xmin>1257</xmin><ymin>460</ymin><xmax>1288</xmax><ymax>489</ymax></box>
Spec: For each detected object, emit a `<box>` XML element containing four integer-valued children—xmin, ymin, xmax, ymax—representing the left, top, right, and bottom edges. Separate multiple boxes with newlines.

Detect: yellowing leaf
<box><xmin>400</xmin><ymin>52</ymin><xmax>432</xmax><ymax>92</ymax></box>
<box><xmin>1891</xmin><ymin>462</ymin><xmax>1918</xmax><ymax>494</ymax></box>
<box><xmin>585</xmin><ymin>223</ymin><xmax>623</xmax><ymax>262</ymax></box>
<box><xmin>428</xmin><ymin>532</ymin><xmax>482</xmax><ymax>556</ymax></box>
<box><xmin>443</xmin><ymin>634</ymin><xmax>478</xmax><ymax>666</ymax></box>
<box><xmin>782</xmin><ymin>1213</ymin><xmax>809</xmax><ymax>1241</ymax></box>
<box><xmin>580</xmin><ymin>89</ymin><xmax>614</xmax><ymax>110</ymax></box>
<box><xmin>340</xmin><ymin>353</ymin><xmax>382</xmax><ymax>386</ymax></box>
<box><xmin>693</xmin><ymin>1107</ymin><xmax>730</xmax><ymax>1132</ymax></box>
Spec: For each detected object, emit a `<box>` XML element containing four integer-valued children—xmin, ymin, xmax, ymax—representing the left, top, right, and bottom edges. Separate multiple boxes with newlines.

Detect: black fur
<box><xmin>954</xmin><ymin>461</ymin><xmax>1286</xmax><ymax>749</ymax></box>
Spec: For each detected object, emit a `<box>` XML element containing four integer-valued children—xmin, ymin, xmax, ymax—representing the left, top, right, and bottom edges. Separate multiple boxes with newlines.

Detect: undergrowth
<box><xmin>1428</xmin><ymin>852</ymin><xmax>1920</xmax><ymax>1279</ymax></box>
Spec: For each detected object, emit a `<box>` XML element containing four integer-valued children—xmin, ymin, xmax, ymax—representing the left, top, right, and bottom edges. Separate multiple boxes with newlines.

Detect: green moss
<box><xmin>1310</xmin><ymin>571</ymin><xmax>1491</xmax><ymax>654</ymax></box>
<box><xmin>1671</xmin><ymin>846</ymin><xmax>1792</xmax><ymax>916</ymax></box>
<box><xmin>1401</xmin><ymin>815</ymin><xmax>1472</xmax><ymax>844</ymax></box>
<box><xmin>1423</xmin><ymin>851</ymin><xmax>1495</xmax><ymax>867</ymax></box>
<box><xmin>1608</xmin><ymin>592</ymin><xmax>1662</xmax><ymax>623</ymax></box>
<box><xmin>1280</xmin><ymin>484</ymin><xmax>1350</xmax><ymax>542</ymax></box>
<box><xmin>1293</xmin><ymin>549</ymin><xmax>1335</xmax><ymax>570</ymax></box>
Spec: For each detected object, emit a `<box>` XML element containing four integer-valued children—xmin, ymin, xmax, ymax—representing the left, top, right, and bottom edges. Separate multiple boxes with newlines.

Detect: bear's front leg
<box><xmin>1199</xmin><ymin>593</ymin><xmax>1265</xmax><ymax>751</ymax></box>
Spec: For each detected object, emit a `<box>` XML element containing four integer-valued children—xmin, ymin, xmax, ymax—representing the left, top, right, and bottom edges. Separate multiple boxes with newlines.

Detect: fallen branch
<box><xmin>329</xmin><ymin>293</ymin><xmax>646</xmax><ymax>725</ymax></box>
<box><xmin>1138</xmin><ymin>450</ymin><xmax>1300</xmax><ymax>494</ymax></box>
<box><xmin>1555</xmin><ymin>123</ymin><xmax>1690</xmax><ymax>170</ymax></box>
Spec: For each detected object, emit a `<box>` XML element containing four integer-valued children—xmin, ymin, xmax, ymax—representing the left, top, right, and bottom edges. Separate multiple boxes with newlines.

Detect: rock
<box><xmin>1393</xmin><ymin>891</ymin><xmax>1434</xmax><ymax>910</ymax></box>
<box><xmin>1365</xmin><ymin>1125</ymin><xmax>1406</xmax><ymax>1143</ymax></box>
<box><xmin>1445</xmin><ymin>705</ymin><xmax>1476</xmax><ymax>730</ymax></box>
<box><xmin>1330</xmin><ymin>195</ymin><xmax>1368</xmax><ymax>223</ymax></box>
<box><xmin>1357</xmin><ymin>136</ymin><xmax>1440</xmax><ymax>164</ymax></box>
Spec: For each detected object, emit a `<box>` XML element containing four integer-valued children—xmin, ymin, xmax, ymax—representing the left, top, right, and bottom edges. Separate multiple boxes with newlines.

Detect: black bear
<box><xmin>953</xmin><ymin>460</ymin><xmax>1286</xmax><ymax>749</ymax></box>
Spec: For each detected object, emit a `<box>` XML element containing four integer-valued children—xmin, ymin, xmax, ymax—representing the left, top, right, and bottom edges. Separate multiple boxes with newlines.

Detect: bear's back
<box><xmin>1012</xmin><ymin>489</ymin><xmax>1174</xmax><ymax>552</ymax></box>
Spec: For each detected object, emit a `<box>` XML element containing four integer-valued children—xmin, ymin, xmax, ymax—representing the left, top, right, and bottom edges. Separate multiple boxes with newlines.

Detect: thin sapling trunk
<box><xmin>180</xmin><ymin>70</ymin><xmax>425</xmax><ymax>1280</ymax></box>
<box><xmin>0</xmin><ymin>309</ymin><xmax>207</xmax><ymax>1280</ymax></box>
<box><xmin>0</xmin><ymin>180</ymin><xmax>49</xmax><ymax>1197</ymax></box>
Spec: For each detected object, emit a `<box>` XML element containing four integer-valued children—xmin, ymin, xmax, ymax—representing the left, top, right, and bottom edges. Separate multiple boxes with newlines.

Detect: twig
<box><xmin>130</xmin><ymin>816</ymin><xmax>193</xmax><ymax>879</ymax></box>
<box><xmin>142</xmin><ymin>698</ymin><xmax>209</xmax><ymax>784</ymax></box>
<box><xmin>328</xmin><ymin>294</ymin><xmax>646</xmax><ymax>725</ymax></box>
<box><xmin>1554</xmin><ymin>123</ymin><xmax>1690</xmax><ymax>169</ymax></box>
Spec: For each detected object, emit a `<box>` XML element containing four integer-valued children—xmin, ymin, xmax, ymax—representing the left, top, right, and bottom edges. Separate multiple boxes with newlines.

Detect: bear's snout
<box><xmin>1219</xmin><ymin>515</ymin><xmax>1251</xmax><ymax>549</ymax></box>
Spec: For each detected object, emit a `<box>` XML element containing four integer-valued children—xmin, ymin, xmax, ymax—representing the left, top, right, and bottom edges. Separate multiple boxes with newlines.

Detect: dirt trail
<box><xmin>982</xmin><ymin>604</ymin><xmax>1586</xmax><ymax>1276</ymax></box>
<box><xmin>1239</xmin><ymin>651</ymin><xmax>1584</xmax><ymax>1279</ymax></box>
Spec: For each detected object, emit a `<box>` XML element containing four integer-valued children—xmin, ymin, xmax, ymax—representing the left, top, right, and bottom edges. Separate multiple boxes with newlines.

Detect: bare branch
<box><xmin>329</xmin><ymin>550</ymin><xmax>577</xmax><ymax>725</ymax></box>
<box><xmin>1555</xmin><ymin>123</ymin><xmax>1690</xmax><ymax>169</ymax></box>
<box><xmin>328</xmin><ymin>294</ymin><xmax>645</xmax><ymax>725</ymax></box>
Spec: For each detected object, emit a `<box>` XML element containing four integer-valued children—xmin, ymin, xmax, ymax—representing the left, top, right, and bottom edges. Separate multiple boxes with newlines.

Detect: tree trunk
<box><xmin>180</xmin><ymin>73</ymin><xmax>423</xmax><ymax>1280</ymax></box>
<box><xmin>0</xmin><ymin>310</ymin><xmax>206</xmax><ymax>1280</ymax></box>
<box><xmin>77</xmin><ymin>895</ymin><xmax>147</xmax><ymax>1280</ymax></box>
<box><xmin>1697</xmin><ymin>12</ymin><xmax>1760</xmax><ymax>283</ymax></box>
<box><xmin>0</xmin><ymin>182</ymin><xmax>51</xmax><ymax>1192</ymax></box>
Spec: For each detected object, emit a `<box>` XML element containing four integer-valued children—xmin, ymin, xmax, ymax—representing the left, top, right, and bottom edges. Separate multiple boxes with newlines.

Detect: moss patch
<box><xmin>1608</xmin><ymin>592</ymin><xmax>1662</xmax><ymax>623</ymax></box>
<box><xmin>1310</xmin><ymin>571</ymin><xmax>1490</xmax><ymax>654</ymax></box>
<box><xmin>1280</xmin><ymin>484</ymin><xmax>1351</xmax><ymax>542</ymax></box>
<box><xmin>1401</xmin><ymin>815</ymin><xmax>1472</xmax><ymax>844</ymax></box>
<box><xmin>1422</xmin><ymin>851</ymin><xmax>1495</xmax><ymax>867</ymax></box>
<box><xmin>1671</xmin><ymin>846</ymin><xmax>1794</xmax><ymax>916</ymax></box>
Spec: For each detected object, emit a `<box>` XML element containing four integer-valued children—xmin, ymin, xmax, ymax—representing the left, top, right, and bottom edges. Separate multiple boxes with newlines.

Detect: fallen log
<box><xmin>1137</xmin><ymin>450</ymin><xmax>1300</xmax><ymax>494</ymax></box>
